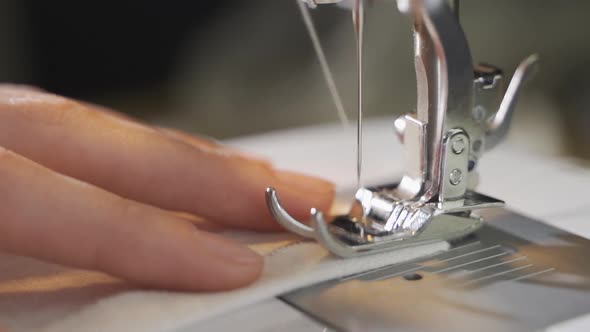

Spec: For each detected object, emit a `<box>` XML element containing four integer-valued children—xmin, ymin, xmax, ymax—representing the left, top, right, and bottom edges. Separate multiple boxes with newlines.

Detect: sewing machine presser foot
<box><xmin>268</xmin><ymin>185</ymin><xmax>506</xmax><ymax>257</ymax></box>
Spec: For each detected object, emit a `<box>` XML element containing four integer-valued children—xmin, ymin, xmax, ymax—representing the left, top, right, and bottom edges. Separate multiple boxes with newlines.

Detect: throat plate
<box><xmin>281</xmin><ymin>209</ymin><xmax>590</xmax><ymax>332</ymax></box>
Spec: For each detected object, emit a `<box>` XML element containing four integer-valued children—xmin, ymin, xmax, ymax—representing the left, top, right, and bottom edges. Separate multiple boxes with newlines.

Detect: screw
<box><xmin>472</xmin><ymin>140</ymin><xmax>482</xmax><ymax>153</ymax></box>
<box><xmin>449</xmin><ymin>169</ymin><xmax>463</xmax><ymax>185</ymax></box>
<box><xmin>473</xmin><ymin>105</ymin><xmax>487</xmax><ymax>123</ymax></box>
<box><xmin>403</xmin><ymin>273</ymin><xmax>423</xmax><ymax>281</ymax></box>
<box><xmin>452</xmin><ymin>138</ymin><xmax>466</xmax><ymax>154</ymax></box>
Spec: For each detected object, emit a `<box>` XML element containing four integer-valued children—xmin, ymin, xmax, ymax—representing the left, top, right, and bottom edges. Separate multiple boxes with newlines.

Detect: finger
<box><xmin>82</xmin><ymin>100</ymin><xmax>273</xmax><ymax>175</ymax></box>
<box><xmin>0</xmin><ymin>147</ymin><xmax>262</xmax><ymax>291</ymax></box>
<box><xmin>158</xmin><ymin>127</ymin><xmax>262</xmax><ymax>161</ymax></box>
<box><xmin>170</xmin><ymin>211</ymin><xmax>233</xmax><ymax>233</ymax></box>
<box><xmin>0</xmin><ymin>85</ymin><xmax>334</xmax><ymax>231</ymax></box>
<box><xmin>80</xmin><ymin>99</ymin><xmax>269</xmax><ymax>163</ymax></box>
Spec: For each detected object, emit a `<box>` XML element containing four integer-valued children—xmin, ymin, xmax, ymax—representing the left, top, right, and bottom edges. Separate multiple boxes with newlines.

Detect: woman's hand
<box><xmin>0</xmin><ymin>85</ymin><xmax>334</xmax><ymax>291</ymax></box>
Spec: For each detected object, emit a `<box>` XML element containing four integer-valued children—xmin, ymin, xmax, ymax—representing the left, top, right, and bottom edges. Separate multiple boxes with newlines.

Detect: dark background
<box><xmin>22</xmin><ymin>1</ymin><xmax>224</xmax><ymax>98</ymax></box>
<box><xmin>1</xmin><ymin>0</ymin><xmax>589</xmax><ymax>159</ymax></box>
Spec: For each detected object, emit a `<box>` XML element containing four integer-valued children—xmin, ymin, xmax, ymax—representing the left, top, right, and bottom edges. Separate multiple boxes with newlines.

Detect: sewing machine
<box><xmin>1</xmin><ymin>2</ymin><xmax>589</xmax><ymax>331</ymax></box>
<box><xmin>257</xmin><ymin>0</ymin><xmax>590</xmax><ymax>331</ymax></box>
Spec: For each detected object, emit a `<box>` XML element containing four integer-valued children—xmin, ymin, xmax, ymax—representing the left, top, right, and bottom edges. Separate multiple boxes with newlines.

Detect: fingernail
<box><xmin>275</xmin><ymin>170</ymin><xmax>334</xmax><ymax>196</ymax></box>
<box><xmin>198</xmin><ymin>232</ymin><xmax>262</xmax><ymax>265</ymax></box>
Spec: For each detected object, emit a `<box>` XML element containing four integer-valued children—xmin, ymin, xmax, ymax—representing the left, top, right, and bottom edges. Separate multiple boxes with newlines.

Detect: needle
<box><xmin>353</xmin><ymin>0</ymin><xmax>365</xmax><ymax>188</ymax></box>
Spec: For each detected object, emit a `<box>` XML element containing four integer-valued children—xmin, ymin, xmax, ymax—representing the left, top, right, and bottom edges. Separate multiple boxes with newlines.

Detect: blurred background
<box><xmin>0</xmin><ymin>0</ymin><xmax>589</xmax><ymax>159</ymax></box>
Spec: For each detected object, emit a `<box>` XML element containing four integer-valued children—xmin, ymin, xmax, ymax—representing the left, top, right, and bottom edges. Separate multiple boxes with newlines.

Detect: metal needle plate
<box><xmin>281</xmin><ymin>209</ymin><xmax>590</xmax><ymax>332</ymax></box>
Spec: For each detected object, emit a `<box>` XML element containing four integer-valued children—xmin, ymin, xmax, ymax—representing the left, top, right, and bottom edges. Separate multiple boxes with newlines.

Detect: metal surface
<box><xmin>396</xmin><ymin>114</ymin><xmax>427</xmax><ymax>199</ymax></box>
<box><xmin>266</xmin><ymin>0</ymin><xmax>538</xmax><ymax>257</ymax></box>
<box><xmin>266</xmin><ymin>188</ymin><xmax>315</xmax><ymax>239</ymax></box>
<box><xmin>268</xmin><ymin>184</ymin><xmax>503</xmax><ymax>258</ymax></box>
<box><xmin>282</xmin><ymin>209</ymin><xmax>590</xmax><ymax>331</ymax></box>
<box><xmin>404</xmin><ymin>0</ymin><xmax>475</xmax><ymax>203</ymax></box>
<box><xmin>485</xmin><ymin>54</ymin><xmax>540</xmax><ymax>150</ymax></box>
<box><xmin>440</xmin><ymin>129</ymin><xmax>470</xmax><ymax>201</ymax></box>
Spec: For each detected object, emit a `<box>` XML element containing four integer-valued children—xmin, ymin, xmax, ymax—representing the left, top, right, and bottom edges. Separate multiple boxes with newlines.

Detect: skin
<box><xmin>0</xmin><ymin>85</ymin><xmax>334</xmax><ymax>291</ymax></box>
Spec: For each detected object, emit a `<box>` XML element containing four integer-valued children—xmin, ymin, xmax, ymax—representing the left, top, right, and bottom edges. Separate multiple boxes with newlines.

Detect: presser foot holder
<box><xmin>266</xmin><ymin>185</ymin><xmax>504</xmax><ymax>258</ymax></box>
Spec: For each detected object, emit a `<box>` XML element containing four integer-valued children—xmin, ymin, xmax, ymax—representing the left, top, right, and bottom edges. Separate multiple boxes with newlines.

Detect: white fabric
<box><xmin>0</xmin><ymin>234</ymin><xmax>448</xmax><ymax>332</ymax></box>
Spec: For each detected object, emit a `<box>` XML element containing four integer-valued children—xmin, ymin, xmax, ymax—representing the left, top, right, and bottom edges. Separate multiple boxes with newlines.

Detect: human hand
<box><xmin>0</xmin><ymin>85</ymin><xmax>334</xmax><ymax>291</ymax></box>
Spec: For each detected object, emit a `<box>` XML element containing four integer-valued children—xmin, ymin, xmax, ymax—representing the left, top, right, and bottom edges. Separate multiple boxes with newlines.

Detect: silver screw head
<box><xmin>472</xmin><ymin>139</ymin><xmax>483</xmax><ymax>153</ymax></box>
<box><xmin>473</xmin><ymin>105</ymin><xmax>487</xmax><ymax>123</ymax></box>
<box><xmin>449</xmin><ymin>169</ymin><xmax>463</xmax><ymax>185</ymax></box>
<box><xmin>452</xmin><ymin>138</ymin><xmax>466</xmax><ymax>154</ymax></box>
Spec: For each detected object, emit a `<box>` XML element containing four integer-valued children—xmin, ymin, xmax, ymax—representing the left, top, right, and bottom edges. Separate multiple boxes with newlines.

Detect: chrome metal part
<box><xmin>267</xmin><ymin>184</ymin><xmax>503</xmax><ymax>258</ymax></box>
<box><xmin>486</xmin><ymin>54</ymin><xmax>540</xmax><ymax>150</ymax></box>
<box><xmin>395</xmin><ymin>114</ymin><xmax>427</xmax><ymax>200</ymax></box>
<box><xmin>266</xmin><ymin>188</ymin><xmax>315</xmax><ymax>239</ymax></box>
<box><xmin>301</xmin><ymin>0</ymin><xmax>343</xmax><ymax>9</ymax></box>
<box><xmin>282</xmin><ymin>210</ymin><xmax>590</xmax><ymax>331</ymax></box>
<box><xmin>270</xmin><ymin>0</ymin><xmax>538</xmax><ymax>258</ymax></box>
<box><xmin>440</xmin><ymin>129</ymin><xmax>470</xmax><ymax>202</ymax></box>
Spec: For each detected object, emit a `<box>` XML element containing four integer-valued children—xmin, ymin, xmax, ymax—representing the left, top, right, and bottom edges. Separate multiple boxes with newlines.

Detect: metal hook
<box><xmin>486</xmin><ymin>54</ymin><xmax>540</xmax><ymax>150</ymax></box>
<box><xmin>266</xmin><ymin>188</ymin><xmax>315</xmax><ymax>239</ymax></box>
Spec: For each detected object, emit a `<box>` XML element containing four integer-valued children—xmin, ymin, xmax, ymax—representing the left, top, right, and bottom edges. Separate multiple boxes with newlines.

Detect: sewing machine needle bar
<box><xmin>296</xmin><ymin>0</ymin><xmax>350</xmax><ymax>127</ymax></box>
